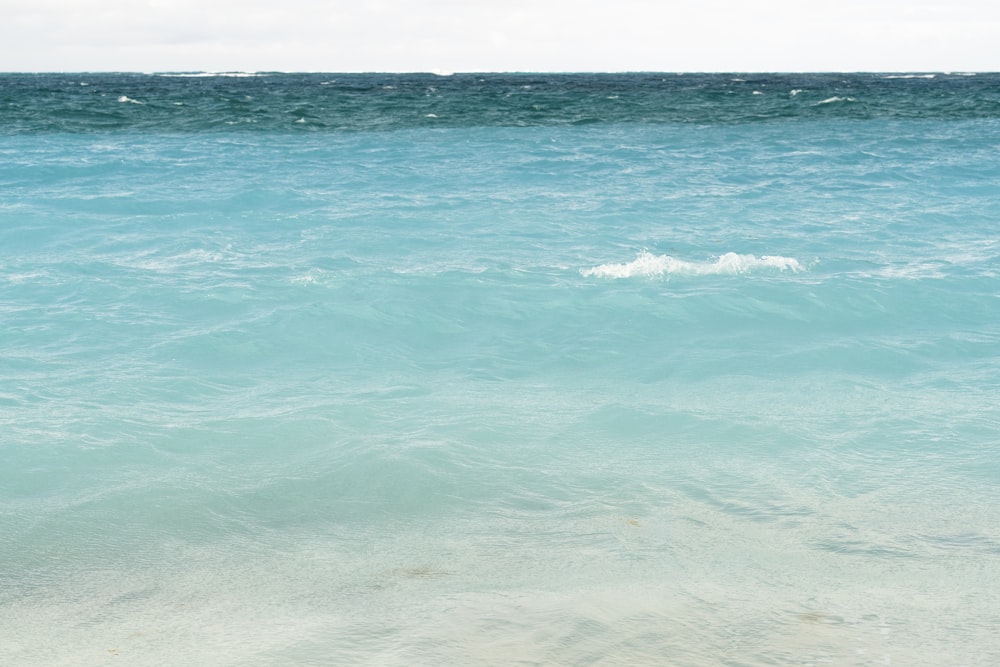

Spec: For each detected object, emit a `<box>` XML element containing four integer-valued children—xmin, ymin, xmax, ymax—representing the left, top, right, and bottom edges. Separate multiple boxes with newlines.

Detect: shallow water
<box><xmin>2</xmin><ymin>73</ymin><xmax>999</xmax><ymax>665</ymax></box>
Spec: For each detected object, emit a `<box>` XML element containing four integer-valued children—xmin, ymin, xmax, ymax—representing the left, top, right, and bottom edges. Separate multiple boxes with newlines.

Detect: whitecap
<box><xmin>117</xmin><ymin>95</ymin><xmax>143</xmax><ymax>104</ymax></box>
<box><xmin>883</xmin><ymin>74</ymin><xmax>935</xmax><ymax>79</ymax></box>
<box><xmin>581</xmin><ymin>251</ymin><xmax>804</xmax><ymax>279</ymax></box>
<box><xmin>815</xmin><ymin>96</ymin><xmax>855</xmax><ymax>105</ymax></box>
<box><xmin>789</xmin><ymin>89</ymin><xmax>802</xmax><ymax>96</ymax></box>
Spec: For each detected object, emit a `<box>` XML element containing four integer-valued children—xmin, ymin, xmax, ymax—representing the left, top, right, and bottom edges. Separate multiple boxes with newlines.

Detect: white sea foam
<box><xmin>290</xmin><ymin>270</ymin><xmax>322</xmax><ymax>285</ymax></box>
<box><xmin>581</xmin><ymin>251</ymin><xmax>804</xmax><ymax>279</ymax></box>
<box><xmin>117</xmin><ymin>95</ymin><xmax>143</xmax><ymax>104</ymax></box>
<box><xmin>789</xmin><ymin>89</ymin><xmax>803</xmax><ymax>96</ymax></box>
<box><xmin>883</xmin><ymin>74</ymin><xmax>936</xmax><ymax>79</ymax></box>
<box><xmin>815</xmin><ymin>96</ymin><xmax>855</xmax><ymax>105</ymax></box>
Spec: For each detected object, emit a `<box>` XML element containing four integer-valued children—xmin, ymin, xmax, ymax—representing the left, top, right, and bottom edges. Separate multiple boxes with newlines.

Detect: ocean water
<box><xmin>2</xmin><ymin>72</ymin><xmax>999</xmax><ymax>666</ymax></box>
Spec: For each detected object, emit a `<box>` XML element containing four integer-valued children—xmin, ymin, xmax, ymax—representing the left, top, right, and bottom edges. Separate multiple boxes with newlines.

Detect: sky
<box><xmin>1</xmin><ymin>0</ymin><xmax>997</xmax><ymax>73</ymax></box>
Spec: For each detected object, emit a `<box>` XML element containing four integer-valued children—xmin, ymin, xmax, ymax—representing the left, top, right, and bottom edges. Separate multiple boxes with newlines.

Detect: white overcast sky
<box><xmin>2</xmin><ymin>0</ymin><xmax>997</xmax><ymax>73</ymax></box>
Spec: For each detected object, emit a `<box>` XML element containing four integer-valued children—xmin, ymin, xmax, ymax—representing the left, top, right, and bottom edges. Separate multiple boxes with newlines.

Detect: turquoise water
<box><xmin>2</xmin><ymin>73</ymin><xmax>1000</xmax><ymax>665</ymax></box>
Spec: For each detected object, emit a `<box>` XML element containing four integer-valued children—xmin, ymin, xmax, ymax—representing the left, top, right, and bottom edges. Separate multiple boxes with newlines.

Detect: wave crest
<box><xmin>581</xmin><ymin>251</ymin><xmax>804</xmax><ymax>279</ymax></box>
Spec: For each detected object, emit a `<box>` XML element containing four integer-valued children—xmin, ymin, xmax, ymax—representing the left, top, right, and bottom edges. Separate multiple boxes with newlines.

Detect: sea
<box><xmin>1</xmin><ymin>72</ymin><xmax>999</xmax><ymax>666</ymax></box>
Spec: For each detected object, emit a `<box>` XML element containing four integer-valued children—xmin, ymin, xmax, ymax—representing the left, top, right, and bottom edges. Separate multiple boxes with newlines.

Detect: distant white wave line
<box><xmin>582</xmin><ymin>251</ymin><xmax>804</xmax><ymax>279</ymax></box>
<box><xmin>156</xmin><ymin>71</ymin><xmax>267</xmax><ymax>78</ymax></box>
<box><xmin>815</xmin><ymin>96</ymin><xmax>856</xmax><ymax>105</ymax></box>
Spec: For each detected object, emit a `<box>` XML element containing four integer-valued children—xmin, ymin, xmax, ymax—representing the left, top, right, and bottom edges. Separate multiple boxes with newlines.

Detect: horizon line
<box><xmin>1</xmin><ymin>69</ymin><xmax>993</xmax><ymax>76</ymax></box>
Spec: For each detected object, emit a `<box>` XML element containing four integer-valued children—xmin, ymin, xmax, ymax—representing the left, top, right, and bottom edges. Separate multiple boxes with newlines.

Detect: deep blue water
<box><xmin>2</xmin><ymin>73</ymin><xmax>999</xmax><ymax>666</ymax></box>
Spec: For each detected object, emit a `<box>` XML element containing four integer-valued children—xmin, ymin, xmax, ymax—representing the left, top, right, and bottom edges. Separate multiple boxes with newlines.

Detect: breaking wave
<box><xmin>582</xmin><ymin>251</ymin><xmax>804</xmax><ymax>279</ymax></box>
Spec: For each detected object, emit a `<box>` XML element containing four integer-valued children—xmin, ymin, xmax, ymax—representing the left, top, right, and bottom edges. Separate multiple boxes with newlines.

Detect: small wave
<box><xmin>815</xmin><ymin>96</ymin><xmax>855</xmax><ymax>105</ymax></box>
<box><xmin>117</xmin><ymin>95</ymin><xmax>143</xmax><ymax>104</ymax></box>
<box><xmin>3</xmin><ymin>271</ymin><xmax>46</xmax><ymax>285</ymax></box>
<box><xmin>290</xmin><ymin>271</ymin><xmax>323</xmax><ymax>285</ymax></box>
<box><xmin>581</xmin><ymin>251</ymin><xmax>804</xmax><ymax>279</ymax></box>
